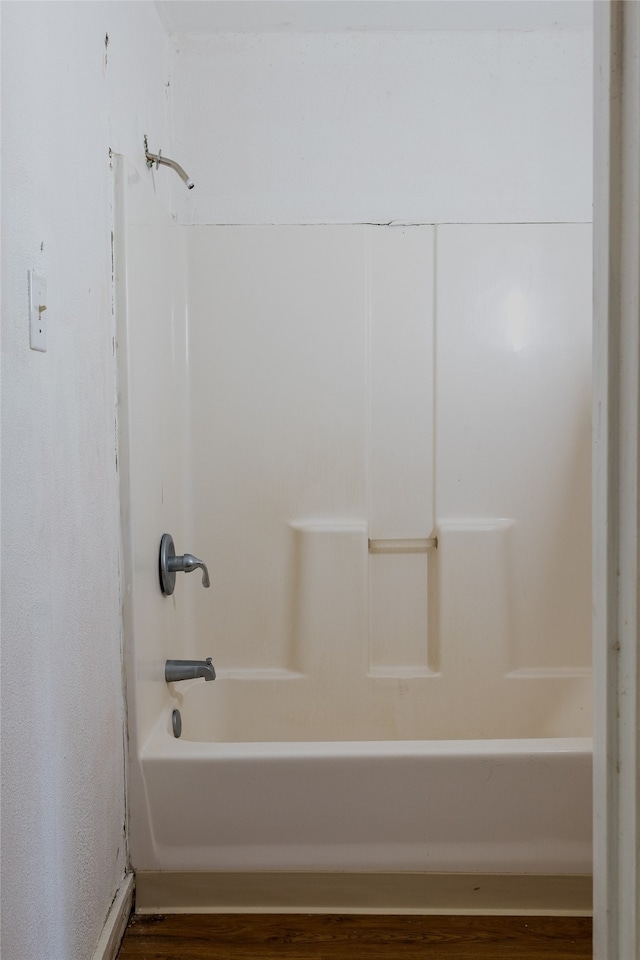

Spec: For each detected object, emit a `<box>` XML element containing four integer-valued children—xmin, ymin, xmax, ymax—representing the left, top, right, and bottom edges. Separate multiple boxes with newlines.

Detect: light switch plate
<box><xmin>29</xmin><ymin>270</ymin><xmax>47</xmax><ymax>352</ymax></box>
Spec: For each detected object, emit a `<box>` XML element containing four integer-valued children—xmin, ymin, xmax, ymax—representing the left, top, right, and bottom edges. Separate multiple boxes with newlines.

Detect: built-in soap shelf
<box><xmin>368</xmin><ymin>537</ymin><xmax>437</xmax><ymax>554</ymax></box>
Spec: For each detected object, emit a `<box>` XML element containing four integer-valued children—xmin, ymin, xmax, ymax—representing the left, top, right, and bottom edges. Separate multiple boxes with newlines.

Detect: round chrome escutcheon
<box><xmin>159</xmin><ymin>533</ymin><xmax>177</xmax><ymax>596</ymax></box>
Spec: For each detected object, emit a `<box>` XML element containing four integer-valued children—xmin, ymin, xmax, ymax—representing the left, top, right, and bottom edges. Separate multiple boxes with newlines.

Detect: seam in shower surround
<box><xmin>174</xmin><ymin>219</ymin><xmax>593</xmax><ymax>227</ymax></box>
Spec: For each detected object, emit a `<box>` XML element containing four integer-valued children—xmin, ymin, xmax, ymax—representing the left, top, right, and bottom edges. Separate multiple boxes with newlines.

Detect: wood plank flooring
<box><xmin>117</xmin><ymin>914</ymin><xmax>592</xmax><ymax>959</ymax></box>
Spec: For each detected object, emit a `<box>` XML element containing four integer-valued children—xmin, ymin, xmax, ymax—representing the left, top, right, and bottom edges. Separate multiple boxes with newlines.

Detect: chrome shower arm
<box><xmin>144</xmin><ymin>138</ymin><xmax>194</xmax><ymax>190</ymax></box>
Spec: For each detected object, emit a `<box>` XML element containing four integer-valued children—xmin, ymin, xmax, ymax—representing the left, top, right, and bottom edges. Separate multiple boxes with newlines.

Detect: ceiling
<box><xmin>156</xmin><ymin>1</ymin><xmax>593</xmax><ymax>35</ymax></box>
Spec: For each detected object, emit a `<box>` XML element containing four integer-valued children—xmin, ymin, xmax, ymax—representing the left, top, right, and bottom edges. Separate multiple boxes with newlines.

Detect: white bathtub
<box><xmin>137</xmin><ymin>687</ymin><xmax>592</xmax><ymax>876</ymax></box>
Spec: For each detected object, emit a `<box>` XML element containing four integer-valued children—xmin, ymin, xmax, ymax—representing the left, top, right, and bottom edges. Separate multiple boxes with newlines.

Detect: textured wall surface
<box><xmin>171</xmin><ymin>28</ymin><xmax>592</xmax><ymax>225</ymax></box>
<box><xmin>0</xmin><ymin>3</ymin><xmax>171</xmax><ymax>959</ymax></box>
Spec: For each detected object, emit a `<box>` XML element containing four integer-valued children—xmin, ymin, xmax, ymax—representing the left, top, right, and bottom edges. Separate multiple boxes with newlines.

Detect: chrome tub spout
<box><xmin>165</xmin><ymin>658</ymin><xmax>216</xmax><ymax>683</ymax></box>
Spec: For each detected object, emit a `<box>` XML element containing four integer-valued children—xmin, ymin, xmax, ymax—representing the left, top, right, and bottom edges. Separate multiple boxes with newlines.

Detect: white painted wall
<box><xmin>0</xmin><ymin>3</ymin><xmax>171</xmax><ymax>958</ymax></box>
<box><xmin>171</xmin><ymin>28</ymin><xmax>592</xmax><ymax>225</ymax></box>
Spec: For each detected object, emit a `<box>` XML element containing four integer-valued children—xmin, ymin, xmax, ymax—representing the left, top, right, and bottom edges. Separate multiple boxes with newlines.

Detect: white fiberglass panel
<box><xmin>369</xmin><ymin>226</ymin><xmax>435</xmax><ymax>539</ymax></box>
<box><xmin>436</xmin><ymin>224</ymin><xmax>592</xmax><ymax>672</ymax></box>
<box><xmin>187</xmin><ymin>225</ymin><xmax>436</xmax><ymax>681</ymax></box>
<box><xmin>187</xmin><ymin>226</ymin><xmax>369</xmax><ymax>671</ymax></box>
<box><xmin>174</xmin><ymin>223</ymin><xmax>591</xmax><ymax>742</ymax></box>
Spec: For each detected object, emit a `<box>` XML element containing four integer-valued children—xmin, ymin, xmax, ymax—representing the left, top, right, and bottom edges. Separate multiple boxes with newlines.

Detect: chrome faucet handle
<box><xmin>176</xmin><ymin>554</ymin><xmax>210</xmax><ymax>588</ymax></box>
<box><xmin>159</xmin><ymin>533</ymin><xmax>211</xmax><ymax>595</ymax></box>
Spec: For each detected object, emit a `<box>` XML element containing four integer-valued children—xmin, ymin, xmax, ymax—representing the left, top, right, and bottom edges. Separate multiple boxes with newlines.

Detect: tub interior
<box><xmin>170</xmin><ymin>666</ymin><xmax>590</xmax><ymax>744</ymax></box>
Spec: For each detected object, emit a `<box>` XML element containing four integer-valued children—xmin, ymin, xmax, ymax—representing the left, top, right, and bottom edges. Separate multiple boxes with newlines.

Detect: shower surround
<box><xmin>117</xmin><ymin>158</ymin><xmax>592</xmax><ymax>909</ymax></box>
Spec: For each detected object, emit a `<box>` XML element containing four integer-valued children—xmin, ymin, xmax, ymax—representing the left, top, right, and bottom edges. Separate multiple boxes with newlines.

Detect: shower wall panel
<box><xmin>180</xmin><ymin>223</ymin><xmax>591</xmax><ymax>741</ymax></box>
<box><xmin>187</xmin><ymin>226</ymin><xmax>369</xmax><ymax>673</ymax></box>
<box><xmin>187</xmin><ymin>225</ymin><xmax>435</xmax><ymax>682</ymax></box>
<box><xmin>436</xmin><ymin>224</ymin><xmax>592</xmax><ymax>674</ymax></box>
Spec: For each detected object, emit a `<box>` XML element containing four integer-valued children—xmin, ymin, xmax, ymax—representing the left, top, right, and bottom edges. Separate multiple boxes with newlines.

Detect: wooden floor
<box><xmin>117</xmin><ymin>914</ymin><xmax>592</xmax><ymax>959</ymax></box>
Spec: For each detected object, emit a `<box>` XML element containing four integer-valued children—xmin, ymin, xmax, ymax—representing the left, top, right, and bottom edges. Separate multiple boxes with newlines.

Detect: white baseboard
<box><xmin>91</xmin><ymin>872</ymin><xmax>134</xmax><ymax>960</ymax></box>
<box><xmin>135</xmin><ymin>872</ymin><xmax>592</xmax><ymax>917</ymax></box>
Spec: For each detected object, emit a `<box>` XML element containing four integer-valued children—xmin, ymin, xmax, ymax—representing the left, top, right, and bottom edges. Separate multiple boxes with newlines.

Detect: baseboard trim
<box><xmin>91</xmin><ymin>872</ymin><xmax>134</xmax><ymax>960</ymax></box>
<box><xmin>135</xmin><ymin>872</ymin><xmax>591</xmax><ymax>917</ymax></box>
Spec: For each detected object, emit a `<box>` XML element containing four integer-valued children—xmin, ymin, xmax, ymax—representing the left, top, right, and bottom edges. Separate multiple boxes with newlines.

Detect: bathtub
<box><xmin>138</xmin><ymin>685</ymin><xmax>591</xmax><ymax>875</ymax></box>
<box><xmin>131</xmin><ymin>685</ymin><xmax>591</xmax><ymax>913</ymax></box>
